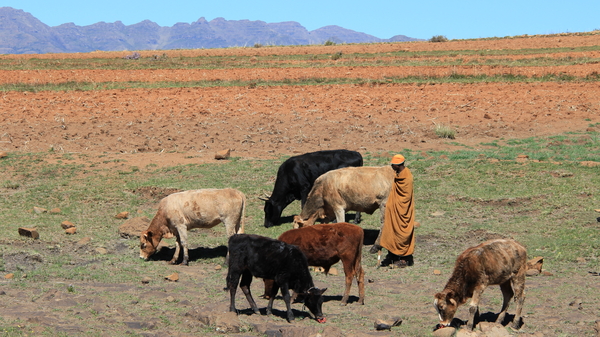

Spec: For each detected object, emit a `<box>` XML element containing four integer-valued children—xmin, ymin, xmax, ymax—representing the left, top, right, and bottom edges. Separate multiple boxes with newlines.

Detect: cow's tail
<box><xmin>354</xmin><ymin>228</ymin><xmax>365</xmax><ymax>280</ymax></box>
<box><xmin>237</xmin><ymin>193</ymin><xmax>246</xmax><ymax>234</ymax></box>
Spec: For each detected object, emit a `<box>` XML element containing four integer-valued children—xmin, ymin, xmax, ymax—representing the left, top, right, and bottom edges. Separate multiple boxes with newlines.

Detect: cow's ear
<box><xmin>143</xmin><ymin>232</ymin><xmax>151</xmax><ymax>241</ymax></box>
<box><xmin>309</xmin><ymin>287</ymin><xmax>327</xmax><ymax>296</ymax></box>
<box><xmin>445</xmin><ymin>290</ymin><xmax>455</xmax><ymax>303</ymax></box>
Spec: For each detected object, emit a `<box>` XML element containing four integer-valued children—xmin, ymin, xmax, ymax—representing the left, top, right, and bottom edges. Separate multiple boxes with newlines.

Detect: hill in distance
<box><xmin>0</xmin><ymin>7</ymin><xmax>423</xmax><ymax>54</ymax></box>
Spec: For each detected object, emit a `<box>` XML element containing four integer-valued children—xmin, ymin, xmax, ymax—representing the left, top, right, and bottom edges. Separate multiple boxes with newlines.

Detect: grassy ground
<box><xmin>0</xmin><ymin>131</ymin><xmax>599</xmax><ymax>336</ymax></box>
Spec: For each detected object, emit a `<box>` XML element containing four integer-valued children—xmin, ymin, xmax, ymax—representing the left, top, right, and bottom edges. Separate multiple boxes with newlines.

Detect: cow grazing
<box><xmin>139</xmin><ymin>188</ymin><xmax>246</xmax><ymax>265</ymax></box>
<box><xmin>434</xmin><ymin>239</ymin><xmax>527</xmax><ymax>331</ymax></box>
<box><xmin>265</xmin><ymin>223</ymin><xmax>365</xmax><ymax>305</ymax></box>
<box><xmin>261</xmin><ymin>149</ymin><xmax>363</xmax><ymax>228</ymax></box>
<box><xmin>226</xmin><ymin>234</ymin><xmax>327</xmax><ymax>323</ymax></box>
<box><xmin>293</xmin><ymin>165</ymin><xmax>395</xmax><ymax>228</ymax></box>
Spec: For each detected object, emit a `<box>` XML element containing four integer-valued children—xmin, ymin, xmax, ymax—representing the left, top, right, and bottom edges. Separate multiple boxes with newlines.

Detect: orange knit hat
<box><xmin>391</xmin><ymin>154</ymin><xmax>405</xmax><ymax>165</ymax></box>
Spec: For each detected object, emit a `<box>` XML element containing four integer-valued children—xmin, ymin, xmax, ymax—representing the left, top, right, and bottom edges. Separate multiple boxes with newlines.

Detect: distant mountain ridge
<box><xmin>0</xmin><ymin>7</ymin><xmax>423</xmax><ymax>54</ymax></box>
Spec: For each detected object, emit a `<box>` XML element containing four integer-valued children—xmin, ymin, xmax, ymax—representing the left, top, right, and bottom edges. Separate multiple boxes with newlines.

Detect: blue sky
<box><xmin>4</xmin><ymin>0</ymin><xmax>599</xmax><ymax>40</ymax></box>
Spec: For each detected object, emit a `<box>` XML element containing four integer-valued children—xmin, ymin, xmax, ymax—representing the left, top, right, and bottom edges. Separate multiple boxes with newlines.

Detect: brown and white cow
<box><xmin>139</xmin><ymin>188</ymin><xmax>246</xmax><ymax>265</ymax></box>
<box><xmin>434</xmin><ymin>239</ymin><xmax>527</xmax><ymax>331</ymax></box>
<box><xmin>292</xmin><ymin>166</ymin><xmax>395</xmax><ymax>228</ymax></box>
<box><xmin>264</xmin><ymin>222</ymin><xmax>365</xmax><ymax>305</ymax></box>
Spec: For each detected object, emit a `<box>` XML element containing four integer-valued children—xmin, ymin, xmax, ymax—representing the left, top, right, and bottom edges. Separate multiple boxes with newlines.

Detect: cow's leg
<box><xmin>178</xmin><ymin>227</ymin><xmax>190</xmax><ymax>265</ymax></box>
<box><xmin>496</xmin><ymin>281</ymin><xmax>514</xmax><ymax>325</ymax></box>
<box><xmin>340</xmin><ymin>260</ymin><xmax>354</xmax><ymax>305</ymax></box>
<box><xmin>356</xmin><ymin>265</ymin><xmax>365</xmax><ymax>305</ymax></box>
<box><xmin>280</xmin><ymin>283</ymin><xmax>294</xmax><ymax>322</ymax></box>
<box><xmin>226</xmin><ymin>271</ymin><xmax>241</xmax><ymax>313</ymax></box>
<box><xmin>266</xmin><ymin>282</ymin><xmax>280</xmax><ymax>316</ymax></box>
<box><xmin>511</xmin><ymin>272</ymin><xmax>526</xmax><ymax>329</ymax></box>
<box><xmin>333</xmin><ymin>208</ymin><xmax>345</xmax><ymax>223</ymax></box>
<box><xmin>240</xmin><ymin>270</ymin><xmax>259</xmax><ymax>314</ymax></box>
<box><xmin>171</xmin><ymin>233</ymin><xmax>182</xmax><ymax>264</ymax></box>
<box><xmin>354</xmin><ymin>212</ymin><xmax>362</xmax><ymax>224</ymax></box>
<box><xmin>467</xmin><ymin>284</ymin><xmax>485</xmax><ymax>330</ymax></box>
<box><xmin>369</xmin><ymin>205</ymin><xmax>387</xmax><ymax>254</ymax></box>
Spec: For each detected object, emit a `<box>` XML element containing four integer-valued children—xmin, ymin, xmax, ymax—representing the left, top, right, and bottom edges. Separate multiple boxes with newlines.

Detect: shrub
<box><xmin>429</xmin><ymin>35</ymin><xmax>449</xmax><ymax>43</ymax></box>
<box><xmin>434</xmin><ymin>123</ymin><xmax>456</xmax><ymax>139</ymax></box>
<box><xmin>324</xmin><ymin>40</ymin><xmax>336</xmax><ymax>46</ymax></box>
<box><xmin>331</xmin><ymin>51</ymin><xmax>343</xmax><ymax>60</ymax></box>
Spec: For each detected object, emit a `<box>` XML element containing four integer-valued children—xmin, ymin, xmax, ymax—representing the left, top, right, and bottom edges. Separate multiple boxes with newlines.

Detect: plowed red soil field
<box><xmin>1</xmin><ymin>33</ymin><xmax>599</xmax><ymax>167</ymax></box>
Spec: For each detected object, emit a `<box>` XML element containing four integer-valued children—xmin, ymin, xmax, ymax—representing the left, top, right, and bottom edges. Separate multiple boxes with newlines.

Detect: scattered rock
<box><xmin>329</xmin><ymin>267</ymin><xmax>338</xmax><ymax>275</ymax></box>
<box><xmin>65</xmin><ymin>227</ymin><xmax>77</xmax><ymax>235</ymax></box>
<box><xmin>76</xmin><ymin>237</ymin><xmax>91</xmax><ymax>246</ymax></box>
<box><xmin>33</xmin><ymin>207</ymin><xmax>47</xmax><ymax>214</ymax></box>
<box><xmin>118</xmin><ymin>216</ymin><xmax>151</xmax><ymax>238</ymax></box>
<box><xmin>414</xmin><ymin>221</ymin><xmax>421</xmax><ymax>228</ymax></box>
<box><xmin>141</xmin><ymin>277</ymin><xmax>151</xmax><ymax>284</ymax></box>
<box><xmin>18</xmin><ymin>227</ymin><xmax>39</xmax><ymax>239</ymax></box>
<box><xmin>374</xmin><ymin>317</ymin><xmax>402</xmax><ymax>331</ymax></box>
<box><xmin>115</xmin><ymin>211</ymin><xmax>129</xmax><ymax>219</ymax></box>
<box><xmin>541</xmin><ymin>271</ymin><xmax>554</xmax><ymax>276</ymax></box>
<box><xmin>433</xmin><ymin>326</ymin><xmax>456</xmax><ymax>337</ymax></box>
<box><xmin>165</xmin><ymin>272</ymin><xmax>179</xmax><ymax>282</ymax></box>
<box><xmin>476</xmin><ymin>322</ymin><xmax>511</xmax><ymax>336</ymax></box>
<box><xmin>61</xmin><ymin>221</ymin><xmax>75</xmax><ymax>229</ymax></box>
<box><xmin>431</xmin><ymin>211</ymin><xmax>445</xmax><ymax>217</ymax></box>
<box><xmin>4</xmin><ymin>273</ymin><xmax>14</xmax><ymax>279</ymax></box>
<box><xmin>186</xmin><ymin>303</ymin><xmax>243</xmax><ymax>333</ymax></box>
<box><xmin>215</xmin><ymin>149</ymin><xmax>231</xmax><ymax>160</ymax></box>
<box><xmin>0</xmin><ymin>151</ymin><xmax>7</xmax><ymax>158</ymax></box>
<box><xmin>526</xmin><ymin>269</ymin><xmax>540</xmax><ymax>277</ymax></box>
<box><xmin>166</xmin><ymin>296</ymin><xmax>177</xmax><ymax>303</ymax></box>
<box><xmin>576</xmin><ymin>257</ymin><xmax>587</xmax><ymax>263</ymax></box>
<box><xmin>433</xmin><ymin>269</ymin><xmax>442</xmax><ymax>275</ymax></box>
<box><xmin>214</xmin><ymin>265</ymin><xmax>222</xmax><ymax>271</ymax></box>
<box><xmin>94</xmin><ymin>247</ymin><xmax>108</xmax><ymax>255</ymax></box>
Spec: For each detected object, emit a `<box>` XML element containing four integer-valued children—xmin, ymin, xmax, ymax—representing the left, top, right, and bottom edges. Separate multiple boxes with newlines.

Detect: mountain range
<box><xmin>0</xmin><ymin>7</ymin><xmax>422</xmax><ymax>54</ymax></box>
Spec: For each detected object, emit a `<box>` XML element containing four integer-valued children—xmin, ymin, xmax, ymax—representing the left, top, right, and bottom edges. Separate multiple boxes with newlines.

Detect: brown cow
<box><xmin>433</xmin><ymin>239</ymin><xmax>527</xmax><ymax>331</ymax></box>
<box><xmin>139</xmin><ymin>188</ymin><xmax>246</xmax><ymax>265</ymax></box>
<box><xmin>264</xmin><ymin>223</ymin><xmax>365</xmax><ymax>305</ymax></box>
<box><xmin>293</xmin><ymin>166</ymin><xmax>394</xmax><ymax>228</ymax></box>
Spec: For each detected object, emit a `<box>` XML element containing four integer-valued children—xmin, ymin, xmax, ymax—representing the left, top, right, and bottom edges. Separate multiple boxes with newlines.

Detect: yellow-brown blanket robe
<box><xmin>380</xmin><ymin>167</ymin><xmax>415</xmax><ymax>256</ymax></box>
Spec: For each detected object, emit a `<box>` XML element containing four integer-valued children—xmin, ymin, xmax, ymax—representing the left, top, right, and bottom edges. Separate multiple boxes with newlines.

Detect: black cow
<box><xmin>226</xmin><ymin>234</ymin><xmax>327</xmax><ymax>323</ymax></box>
<box><xmin>262</xmin><ymin>149</ymin><xmax>363</xmax><ymax>228</ymax></box>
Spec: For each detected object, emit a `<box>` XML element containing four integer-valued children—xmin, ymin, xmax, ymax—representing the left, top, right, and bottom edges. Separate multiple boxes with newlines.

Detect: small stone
<box><xmin>49</xmin><ymin>208</ymin><xmax>61</xmax><ymax>214</ymax></box>
<box><xmin>431</xmin><ymin>211</ymin><xmax>445</xmax><ymax>217</ymax></box>
<box><xmin>61</xmin><ymin>221</ymin><xmax>75</xmax><ymax>229</ymax></box>
<box><xmin>95</xmin><ymin>247</ymin><xmax>108</xmax><ymax>255</ymax></box>
<box><xmin>0</xmin><ymin>151</ymin><xmax>7</xmax><ymax>158</ymax></box>
<box><xmin>33</xmin><ymin>207</ymin><xmax>47</xmax><ymax>214</ymax></box>
<box><xmin>433</xmin><ymin>270</ymin><xmax>442</xmax><ymax>275</ymax></box>
<box><xmin>65</xmin><ymin>227</ymin><xmax>77</xmax><ymax>235</ymax></box>
<box><xmin>115</xmin><ymin>211</ymin><xmax>129</xmax><ymax>219</ymax></box>
<box><xmin>166</xmin><ymin>296</ymin><xmax>177</xmax><ymax>303</ymax></box>
<box><xmin>576</xmin><ymin>257</ymin><xmax>587</xmax><ymax>263</ymax></box>
<box><xmin>541</xmin><ymin>270</ymin><xmax>554</xmax><ymax>276</ymax></box>
<box><xmin>215</xmin><ymin>149</ymin><xmax>231</xmax><ymax>160</ymax></box>
<box><xmin>414</xmin><ymin>221</ymin><xmax>421</xmax><ymax>228</ymax></box>
<box><xmin>432</xmin><ymin>326</ymin><xmax>456</xmax><ymax>337</ymax></box>
<box><xmin>165</xmin><ymin>273</ymin><xmax>179</xmax><ymax>282</ymax></box>
<box><xmin>18</xmin><ymin>227</ymin><xmax>39</xmax><ymax>239</ymax></box>
<box><xmin>77</xmin><ymin>237</ymin><xmax>92</xmax><ymax>246</ymax></box>
<box><xmin>4</xmin><ymin>273</ymin><xmax>14</xmax><ymax>279</ymax></box>
<box><xmin>526</xmin><ymin>269</ymin><xmax>540</xmax><ymax>277</ymax></box>
<box><xmin>329</xmin><ymin>267</ymin><xmax>338</xmax><ymax>276</ymax></box>
<box><xmin>141</xmin><ymin>277</ymin><xmax>152</xmax><ymax>284</ymax></box>
<box><xmin>214</xmin><ymin>265</ymin><xmax>222</xmax><ymax>271</ymax></box>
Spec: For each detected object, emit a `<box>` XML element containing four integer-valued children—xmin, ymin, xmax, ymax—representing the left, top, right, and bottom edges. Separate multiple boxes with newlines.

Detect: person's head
<box><xmin>390</xmin><ymin>154</ymin><xmax>405</xmax><ymax>172</ymax></box>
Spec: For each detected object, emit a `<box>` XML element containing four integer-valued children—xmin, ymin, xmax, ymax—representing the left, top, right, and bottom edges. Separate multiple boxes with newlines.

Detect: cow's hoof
<box><xmin>369</xmin><ymin>245</ymin><xmax>381</xmax><ymax>254</ymax></box>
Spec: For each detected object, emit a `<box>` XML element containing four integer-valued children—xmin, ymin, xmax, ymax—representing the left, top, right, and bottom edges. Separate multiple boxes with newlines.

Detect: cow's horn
<box><xmin>258</xmin><ymin>192</ymin><xmax>271</xmax><ymax>201</ymax></box>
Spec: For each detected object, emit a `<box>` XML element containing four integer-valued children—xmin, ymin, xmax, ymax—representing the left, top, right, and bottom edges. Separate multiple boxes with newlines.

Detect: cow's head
<box><xmin>300</xmin><ymin>287</ymin><xmax>327</xmax><ymax>323</ymax></box>
<box><xmin>139</xmin><ymin>230</ymin><xmax>160</xmax><ymax>260</ymax></box>
<box><xmin>262</xmin><ymin>197</ymin><xmax>283</xmax><ymax>228</ymax></box>
<box><xmin>433</xmin><ymin>291</ymin><xmax>459</xmax><ymax>327</ymax></box>
<box><xmin>292</xmin><ymin>210</ymin><xmax>326</xmax><ymax>228</ymax></box>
